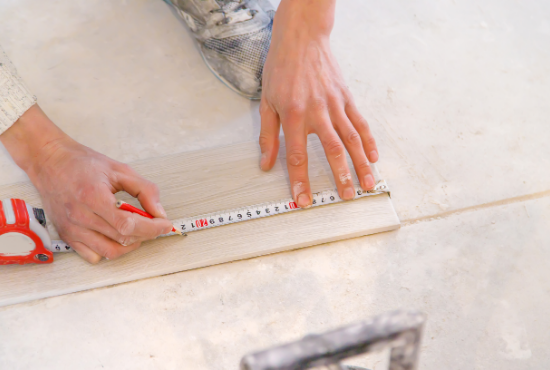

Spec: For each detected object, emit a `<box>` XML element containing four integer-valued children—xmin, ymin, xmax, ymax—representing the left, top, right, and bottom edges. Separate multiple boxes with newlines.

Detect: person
<box><xmin>0</xmin><ymin>0</ymin><xmax>379</xmax><ymax>263</ymax></box>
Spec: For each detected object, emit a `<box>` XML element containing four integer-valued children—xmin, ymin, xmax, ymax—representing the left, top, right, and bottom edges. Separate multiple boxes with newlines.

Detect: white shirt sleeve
<box><xmin>0</xmin><ymin>45</ymin><xmax>37</xmax><ymax>135</ymax></box>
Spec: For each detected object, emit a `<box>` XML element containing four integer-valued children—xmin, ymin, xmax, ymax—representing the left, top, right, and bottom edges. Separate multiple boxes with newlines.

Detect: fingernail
<box><xmin>363</xmin><ymin>174</ymin><xmax>375</xmax><ymax>189</ymax></box>
<box><xmin>156</xmin><ymin>203</ymin><xmax>167</xmax><ymax>218</ymax></box>
<box><xmin>260</xmin><ymin>152</ymin><xmax>267</xmax><ymax>169</ymax></box>
<box><xmin>119</xmin><ymin>237</ymin><xmax>136</xmax><ymax>246</ymax></box>
<box><xmin>343</xmin><ymin>187</ymin><xmax>355</xmax><ymax>200</ymax></box>
<box><xmin>297</xmin><ymin>194</ymin><xmax>311</xmax><ymax>208</ymax></box>
<box><xmin>369</xmin><ymin>150</ymin><xmax>379</xmax><ymax>162</ymax></box>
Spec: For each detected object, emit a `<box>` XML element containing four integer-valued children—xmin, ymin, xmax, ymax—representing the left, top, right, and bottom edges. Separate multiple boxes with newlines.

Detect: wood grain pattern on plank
<box><xmin>0</xmin><ymin>137</ymin><xmax>400</xmax><ymax>307</ymax></box>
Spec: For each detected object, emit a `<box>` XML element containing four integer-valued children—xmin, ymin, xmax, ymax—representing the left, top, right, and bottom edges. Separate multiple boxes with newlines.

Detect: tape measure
<box><xmin>173</xmin><ymin>180</ymin><xmax>389</xmax><ymax>233</ymax></box>
<box><xmin>1</xmin><ymin>180</ymin><xmax>389</xmax><ymax>264</ymax></box>
<box><xmin>0</xmin><ymin>199</ymin><xmax>54</xmax><ymax>265</ymax></box>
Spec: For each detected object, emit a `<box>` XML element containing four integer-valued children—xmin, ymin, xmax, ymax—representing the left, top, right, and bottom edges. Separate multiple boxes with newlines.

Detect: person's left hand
<box><xmin>258</xmin><ymin>0</ymin><xmax>379</xmax><ymax>208</ymax></box>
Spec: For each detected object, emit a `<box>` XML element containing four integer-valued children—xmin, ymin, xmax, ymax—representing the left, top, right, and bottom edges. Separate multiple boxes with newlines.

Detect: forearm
<box><xmin>0</xmin><ymin>104</ymin><xmax>70</xmax><ymax>178</ymax></box>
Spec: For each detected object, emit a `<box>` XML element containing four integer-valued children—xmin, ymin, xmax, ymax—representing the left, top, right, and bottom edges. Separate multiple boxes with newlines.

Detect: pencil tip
<box><xmin>172</xmin><ymin>227</ymin><xmax>184</xmax><ymax>236</ymax></box>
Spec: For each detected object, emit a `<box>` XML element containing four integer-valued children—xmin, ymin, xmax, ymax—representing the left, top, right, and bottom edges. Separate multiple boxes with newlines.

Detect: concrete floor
<box><xmin>0</xmin><ymin>0</ymin><xmax>549</xmax><ymax>368</ymax></box>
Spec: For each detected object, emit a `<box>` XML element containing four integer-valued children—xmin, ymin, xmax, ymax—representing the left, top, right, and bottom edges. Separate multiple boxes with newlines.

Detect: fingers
<box><xmin>315</xmin><ymin>113</ymin><xmax>356</xmax><ymax>200</ymax></box>
<box><xmin>94</xmin><ymin>165</ymin><xmax>174</xmax><ymax>239</ymax></box>
<box><xmin>99</xmin><ymin>204</ymin><xmax>173</xmax><ymax>240</ymax></box>
<box><xmin>282</xmin><ymin>111</ymin><xmax>311</xmax><ymax>208</ymax></box>
<box><xmin>345</xmin><ymin>102</ymin><xmax>379</xmax><ymax>163</ymax></box>
<box><xmin>329</xmin><ymin>107</ymin><xmax>376</xmax><ymax>191</ymax></box>
<box><xmin>60</xmin><ymin>167</ymin><xmax>173</xmax><ymax>264</ymax></box>
<box><xmin>68</xmin><ymin>241</ymin><xmax>102</xmax><ymax>264</ymax></box>
<box><xmin>259</xmin><ymin>99</ymin><xmax>281</xmax><ymax>171</ymax></box>
<box><xmin>93</xmin><ymin>192</ymin><xmax>173</xmax><ymax>241</ymax></box>
<box><xmin>70</xmin><ymin>206</ymin><xmax>141</xmax><ymax>246</ymax></box>
<box><xmin>114</xmin><ymin>165</ymin><xmax>168</xmax><ymax>219</ymax></box>
<box><xmin>65</xmin><ymin>228</ymin><xmax>142</xmax><ymax>264</ymax></box>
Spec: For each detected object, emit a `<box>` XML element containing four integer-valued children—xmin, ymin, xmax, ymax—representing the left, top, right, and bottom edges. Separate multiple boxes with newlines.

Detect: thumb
<box><xmin>115</xmin><ymin>164</ymin><xmax>168</xmax><ymax>219</ymax></box>
<box><xmin>259</xmin><ymin>99</ymin><xmax>281</xmax><ymax>171</ymax></box>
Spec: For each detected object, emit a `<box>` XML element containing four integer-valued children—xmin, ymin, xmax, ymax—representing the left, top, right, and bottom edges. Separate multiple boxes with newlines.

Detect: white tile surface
<box><xmin>0</xmin><ymin>0</ymin><xmax>549</xmax><ymax>369</ymax></box>
<box><xmin>331</xmin><ymin>0</ymin><xmax>550</xmax><ymax>220</ymax></box>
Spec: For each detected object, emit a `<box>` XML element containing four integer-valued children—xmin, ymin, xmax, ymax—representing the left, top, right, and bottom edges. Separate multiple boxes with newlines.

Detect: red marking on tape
<box><xmin>196</xmin><ymin>219</ymin><xmax>208</xmax><ymax>228</ymax></box>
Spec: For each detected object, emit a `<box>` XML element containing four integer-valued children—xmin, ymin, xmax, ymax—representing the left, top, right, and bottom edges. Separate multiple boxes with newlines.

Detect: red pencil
<box><xmin>115</xmin><ymin>200</ymin><xmax>182</xmax><ymax>235</ymax></box>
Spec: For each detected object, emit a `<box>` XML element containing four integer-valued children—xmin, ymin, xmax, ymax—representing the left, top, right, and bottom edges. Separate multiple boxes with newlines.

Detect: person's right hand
<box><xmin>0</xmin><ymin>105</ymin><xmax>173</xmax><ymax>263</ymax></box>
<box><xmin>259</xmin><ymin>0</ymin><xmax>379</xmax><ymax>208</ymax></box>
<box><xmin>32</xmin><ymin>139</ymin><xmax>174</xmax><ymax>263</ymax></box>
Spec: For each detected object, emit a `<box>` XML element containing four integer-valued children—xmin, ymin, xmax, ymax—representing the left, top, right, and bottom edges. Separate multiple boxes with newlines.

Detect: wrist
<box><xmin>275</xmin><ymin>0</ymin><xmax>336</xmax><ymax>40</ymax></box>
<box><xmin>0</xmin><ymin>105</ymin><xmax>71</xmax><ymax>179</ymax></box>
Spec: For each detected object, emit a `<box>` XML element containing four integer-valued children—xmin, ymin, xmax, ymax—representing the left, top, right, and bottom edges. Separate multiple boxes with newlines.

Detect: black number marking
<box><xmin>237</xmin><ymin>214</ymin><xmax>242</xmax><ymax>219</ymax></box>
<box><xmin>209</xmin><ymin>219</ymin><xmax>215</xmax><ymax>224</ymax></box>
<box><xmin>265</xmin><ymin>208</ymin><xmax>270</xmax><ymax>213</ymax></box>
<box><xmin>219</xmin><ymin>217</ymin><xmax>223</xmax><ymax>222</ymax></box>
<box><xmin>247</xmin><ymin>211</ymin><xmax>252</xmax><ymax>218</ymax></box>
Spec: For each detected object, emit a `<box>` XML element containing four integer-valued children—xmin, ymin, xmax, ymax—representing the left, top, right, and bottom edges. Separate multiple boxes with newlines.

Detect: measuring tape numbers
<box><xmin>173</xmin><ymin>180</ymin><xmax>390</xmax><ymax>234</ymax></box>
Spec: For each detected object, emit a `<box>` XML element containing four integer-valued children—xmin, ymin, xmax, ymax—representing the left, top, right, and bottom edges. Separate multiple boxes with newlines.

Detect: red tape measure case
<box><xmin>0</xmin><ymin>199</ymin><xmax>53</xmax><ymax>265</ymax></box>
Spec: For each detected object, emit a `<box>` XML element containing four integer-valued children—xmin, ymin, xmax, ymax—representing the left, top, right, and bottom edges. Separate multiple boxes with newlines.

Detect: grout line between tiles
<box><xmin>401</xmin><ymin>189</ymin><xmax>550</xmax><ymax>226</ymax></box>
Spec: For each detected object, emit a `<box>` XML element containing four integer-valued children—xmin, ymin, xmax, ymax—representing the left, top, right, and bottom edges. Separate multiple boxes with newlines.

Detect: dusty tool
<box><xmin>240</xmin><ymin>310</ymin><xmax>426</xmax><ymax>370</ymax></box>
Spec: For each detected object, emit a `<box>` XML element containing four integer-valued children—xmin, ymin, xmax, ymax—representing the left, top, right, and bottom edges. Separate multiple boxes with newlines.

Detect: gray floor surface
<box><xmin>0</xmin><ymin>0</ymin><xmax>549</xmax><ymax>369</ymax></box>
